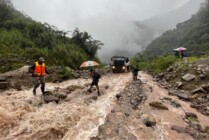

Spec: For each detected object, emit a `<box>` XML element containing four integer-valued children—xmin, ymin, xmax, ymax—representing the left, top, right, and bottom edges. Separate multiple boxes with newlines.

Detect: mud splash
<box><xmin>0</xmin><ymin>73</ymin><xmax>131</xmax><ymax>140</ymax></box>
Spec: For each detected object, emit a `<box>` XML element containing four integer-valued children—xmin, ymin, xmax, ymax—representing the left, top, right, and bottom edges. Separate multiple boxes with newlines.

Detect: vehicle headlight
<box><xmin>112</xmin><ymin>66</ymin><xmax>115</xmax><ymax>69</ymax></box>
<box><xmin>122</xmin><ymin>66</ymin><xmax>125</xmax><ymax>69</ymax></box>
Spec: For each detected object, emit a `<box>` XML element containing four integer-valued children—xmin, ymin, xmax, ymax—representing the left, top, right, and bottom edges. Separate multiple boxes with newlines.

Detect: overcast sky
<box><xmin>13</xmin><ymin>0</ymin><xmax>190</xmax><ymax>30</ymax></box>
<box><xmin>13</xmin><ymin>0</ymin><xmax>195</xmax><ymax>61</ymax></box>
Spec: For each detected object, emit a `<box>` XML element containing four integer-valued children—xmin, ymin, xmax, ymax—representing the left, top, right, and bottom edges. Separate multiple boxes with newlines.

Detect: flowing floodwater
<box><xmin>1</xmin><ymin>70</ymin><xmax>209</xmax><ymax>140</ymax></box>
<box><xmin>0</xmin><ymin>73</ymin><xmax>131</xmax><ymax>140</ymax></box>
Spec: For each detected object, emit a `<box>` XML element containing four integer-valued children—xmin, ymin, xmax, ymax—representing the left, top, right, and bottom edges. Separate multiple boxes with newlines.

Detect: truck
<box><xmin>110</xmin><ymin>56</ymin><xmax>130</xmax><ymax>73</ymax></box>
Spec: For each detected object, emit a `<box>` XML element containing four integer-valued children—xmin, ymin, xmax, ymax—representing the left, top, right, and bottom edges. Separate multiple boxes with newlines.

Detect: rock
<box><xmin>43</xmin><ymin>95</ymin><xmax>59</xmax><ymax>103</ymax></box>
<box><xmin>0</xmin><ymin>76</ymin><xmax>6</xmax><ymax>82</ymax></box>
<box><xmin>175</xmin><ymin>91</ymin><xmax>190</xmax><ymax>101</ymax></box>
<box><xmin>171</xmin><ymin>125</ymin><xmax>186</xmax><ymax>133</ymax></box>
<box><xmin>0</xmin><ymin>82</ymin><xmax>8</xmax><ymax>89</ymax></box>
<box><xmin>177</xmin><ymin>94</ymin><xmax>189</xmax><ymax>101</ymax></box>
<box><xmin>44</xmin><ymin>91</ymin><xmax>54</xmax><ymax>95</ymax></box>
<box><xmin>32</xmin><ymin>99</ymin><xmax>43</xmax><ymax>107</ymax></box>
<box><xmin>204</xmin><ymin>126</ymin><xmax>209</xmax><ymax>134</ymax></box>
<box><xmin>73</xmin><ymin>72</ymin><xmax>80</xmax><ymax>79</ymax></box>
<box><xmin>142</xmin><ymin>114</ymin><xmax>156</xmax><ymax>127</ymax></box>
<box><xmin>170</xmin><ymin>100</ymin><xmax>181</xmax><ymax>108</ymax></box>
<box><xmin>182</xmin><ymin>73</ymin><xmax>196</xmax><ymax>81</ymax></box>
<box><xmin>190</xmin><ymin>94</ymin><xmax>200</xmax><ymax>99</ymax></box>
<box><xmin>201</xmin><ymin>84</ymin><xmax>209</xmax><ymax>93</ymax></box>
<box><xmin>163</xmin><ymin>97</ymin><xmax>172</xmax><ymax>101</ymax></box>
<box><xmin>199</xmin><ymin>74</ymin><xmax>206</xmax><ymax>79</ymax></box>
<box><xmin>191</xmin><ymin>87</ymin><xmax>207</xmax><ymax>94</ymax></box>
<box><xmin>167</xmin><ymin>66</ymin><xmax>173</xmax><ymax>72</ymax></box>
<box><xmin>92</xmin><ymin>95</ymin><xmax>98</xmax><ymax>100</ymax></box>
<box><xmin>54</xmin><ymin>92</ymin><xmax>67</xmax><ymax>99</ymax></box>
<box><xmin>149</xmin><ymin>102</ymin><xmax>169</xmax><ymax>110</ymax></box>
<box><xmin>168</xmin><ymin>90</ymin><xmax>177</xmax><ymax>96</ymax></box>
<box><xmin>176</xmin><ymin>82</ymin><xmax>183</xmax><ymax>89</ymax></box>
<box><xmin>158</xmin><ymin>73</ymin><xmax>164</xmax><ymax>77</ymax></box>
<box><xmin>185</xmin><ymin>112</ymin><xmax>198</xmax><ymax>119</ymax></box>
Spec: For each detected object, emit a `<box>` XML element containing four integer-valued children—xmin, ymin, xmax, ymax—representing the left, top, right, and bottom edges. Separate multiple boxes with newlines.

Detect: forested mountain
<box><xmin>141</xmin><ymin>0</ymin><xmax>204</xmax><ymax>31</ymax></box>
<box><xmin>0</xmin><ymin>0</ymin><xmax>102</xmax><ymax>72</ymax></box>
<box><xmin>143</xmin><ymin>0</ymin><xmax>209</xmax><ymax>58</ymax></box>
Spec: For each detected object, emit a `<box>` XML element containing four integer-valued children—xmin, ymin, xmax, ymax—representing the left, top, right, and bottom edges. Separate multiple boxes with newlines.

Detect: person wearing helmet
<box><xmin>29</xmin><ymin>57</ymin><xmax>49</xmax><ymax>96</ymax></box>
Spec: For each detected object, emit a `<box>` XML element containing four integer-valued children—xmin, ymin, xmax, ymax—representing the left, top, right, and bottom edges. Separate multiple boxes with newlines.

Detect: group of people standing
<box><xmin>29</xmin><ymin>57</ymin><xmax>102</xmax><ymax>96</ymax></box>
<box><xmin>29</xmin><ymin>57</ymin><xmax>140</xmax><ymax>96</ymax></box>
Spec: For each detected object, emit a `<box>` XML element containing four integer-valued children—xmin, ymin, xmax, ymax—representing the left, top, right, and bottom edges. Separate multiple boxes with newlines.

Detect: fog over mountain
<box><xmin>141</xmin><ymin>0</ymin><xmax>205</xmax><ymax>31</ymax></box>
<box><xmin>13</xmin><ymin>0</ymin><xmax>203</xmax><ymax>62</ymax></box>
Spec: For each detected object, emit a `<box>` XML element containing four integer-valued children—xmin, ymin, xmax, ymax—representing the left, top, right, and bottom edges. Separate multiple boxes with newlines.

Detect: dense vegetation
<box><xmin>130</xmin><ymin>53</ymin><xmax>207</xmax><ymax>73</ymax></box>
<box><xmin>143</xmin><ymin>0</ymin><xmax>209</xmax><ymax>58</ymax></box>
<box><xmin>0</xmin><ymin>0</ymin><xmax>102</xmax><ymax>72</ymax></box>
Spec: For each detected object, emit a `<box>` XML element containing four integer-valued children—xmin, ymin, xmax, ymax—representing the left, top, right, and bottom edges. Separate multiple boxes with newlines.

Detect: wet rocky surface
<box><xmin>154</xmin><ymin>59</ymin><xmax>209</xmax><ymax>117</ymax></box>
<box><xmin>1</xmin><ymin>62</ymin><xmax>209</xmax><ymax>140</ymax></box>
<box><xmin>91</xmin><ymin>80</ymin><xmax>144</xmax><ymax>140</ymax></box>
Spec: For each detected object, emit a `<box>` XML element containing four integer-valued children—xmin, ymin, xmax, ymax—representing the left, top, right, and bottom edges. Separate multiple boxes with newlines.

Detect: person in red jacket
<box><xmin>29</xmin><ymin>57</ymin><xmax>49</xmax><ymax>96</ymax></box>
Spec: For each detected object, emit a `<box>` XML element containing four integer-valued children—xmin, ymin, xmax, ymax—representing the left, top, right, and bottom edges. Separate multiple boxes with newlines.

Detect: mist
<box><xmin>13</xmin><ymin>0</ymin><xmax>202</xmax><ymax>62</ymax></box>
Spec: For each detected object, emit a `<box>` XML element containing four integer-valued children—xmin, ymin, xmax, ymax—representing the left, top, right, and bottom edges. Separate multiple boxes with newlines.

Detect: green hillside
<box><xmin>0</xmin><ymin>0</ymin><xmax>102</xmax><ymax>72</ymax></box>
<box><xmin>143</xmin><ymin>0</ymin><xmax>209</xmax><ymax>58</ymax></box>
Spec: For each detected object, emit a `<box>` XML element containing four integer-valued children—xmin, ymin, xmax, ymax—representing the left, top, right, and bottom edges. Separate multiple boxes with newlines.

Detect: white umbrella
<box><xmin>80</xmin><ymin>61</ymin><xmax>99</xmax><ymax>68</ymax></box>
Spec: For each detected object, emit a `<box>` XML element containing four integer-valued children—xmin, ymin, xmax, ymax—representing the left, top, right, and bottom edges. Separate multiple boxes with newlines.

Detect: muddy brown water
<box><xmin>0</xmin><ymin>73</ymin><xmax>131</xmax><ymax>140</ymax></box>
<box><xmin>0</xmin><ymin>71</ymin><xmax>209</xmax><ymax>140</ymax></box>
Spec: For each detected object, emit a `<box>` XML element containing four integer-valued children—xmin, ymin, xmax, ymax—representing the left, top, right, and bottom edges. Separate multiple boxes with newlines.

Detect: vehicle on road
<box><xmin>110</xmin><ymin>56</ymin><xmax>130</xmax><ymax>73</ymax></box>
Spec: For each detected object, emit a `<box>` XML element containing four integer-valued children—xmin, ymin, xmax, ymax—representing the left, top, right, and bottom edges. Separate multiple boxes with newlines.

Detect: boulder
<box><xmin>182</xmin><ymin>73</ymin><xmax>196</xmax><ymax>81</ymax></box>
<box><xmin>43</xmin><ymin>95</ymin><xmax>59</xmax><ymax>103</ymax></box>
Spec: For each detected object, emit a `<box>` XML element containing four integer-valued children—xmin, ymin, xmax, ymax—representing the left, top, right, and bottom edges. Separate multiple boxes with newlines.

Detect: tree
<box><xmin>0</xmin><ymin>0</ymin><xmax>13</xmax><ymax>21</ymax></box>
<box><xmin>71</xmin><ymin>28</ymin><xmax>103</xmax><ymax>59</ymax></box>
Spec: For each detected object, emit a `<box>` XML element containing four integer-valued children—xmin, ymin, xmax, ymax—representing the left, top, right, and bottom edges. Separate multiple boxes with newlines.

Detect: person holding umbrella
<box><xmin>79</xmin><ymin>60</ymin><xmax>101</xmax><ymax>96</ymax></box>
<box><xmin>88</xmin><ymin>69</ymin><xmax>101</xmax><ymax>96</ymax></box>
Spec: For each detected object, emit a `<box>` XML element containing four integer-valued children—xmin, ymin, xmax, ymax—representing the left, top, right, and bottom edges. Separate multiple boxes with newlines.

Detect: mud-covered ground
<box><xmin>0</xmin><ymin>66</ymin><xmax>209</xmax><ymax>140</ymax></box>
<box><xmin>91</xmin><ymin>72</ymin><xmax>209</xmax><ymax>140</ymax></box>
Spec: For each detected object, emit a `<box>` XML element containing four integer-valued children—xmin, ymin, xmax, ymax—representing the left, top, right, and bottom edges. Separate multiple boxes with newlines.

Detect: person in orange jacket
<box><xmin>29</xmin><ymin>57</ymin><xmax>49</xmax><ymax>96</ymax></box>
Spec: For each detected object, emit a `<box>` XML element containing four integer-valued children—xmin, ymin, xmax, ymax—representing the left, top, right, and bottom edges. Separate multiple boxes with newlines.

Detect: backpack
<box><xmin>95</xmin><ymin>72</ymin><xmax>101</xmax><ymax>79</ymax></box>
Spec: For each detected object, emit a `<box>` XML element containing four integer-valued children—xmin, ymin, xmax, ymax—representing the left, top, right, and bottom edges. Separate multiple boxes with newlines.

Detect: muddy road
<box><xmin>0</xmin><ymin>71</ymin><xmax>209</xmax><ymax>140</ymax></box>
